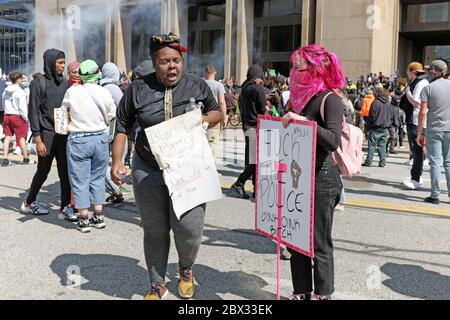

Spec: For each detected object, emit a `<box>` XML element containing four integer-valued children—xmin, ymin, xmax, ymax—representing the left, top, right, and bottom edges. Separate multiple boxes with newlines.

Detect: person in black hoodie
<box><xmin>362</xmin><ymin>85</ymin><xmax>394</xmax><ymax>168</ymax></box>
<box><xmin>20</xmin><ymin>49</ymin><xmax>74</xmax><ymax>219</ymax></box>
<box><xmin>230</xmin><ymin>65</ymin><xmax>267</xmax><ymax>199</ymax></box>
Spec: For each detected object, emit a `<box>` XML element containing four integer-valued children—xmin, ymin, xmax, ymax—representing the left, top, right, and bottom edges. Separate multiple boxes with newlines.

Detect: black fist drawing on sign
<box><xmin>291</xmin><ymin>160</ymin><xmax>302</xmax><ymax>189</ymax></box>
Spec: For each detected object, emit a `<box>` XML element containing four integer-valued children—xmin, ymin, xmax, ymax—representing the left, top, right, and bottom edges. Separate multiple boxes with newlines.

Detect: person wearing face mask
<box><xmin>230</xmin><ymin>65</ymin><xmax>268</xmax><ymax>199</ymax></box>
<box><xmin>417</xmin><ymin>60</ymin><xmax>450</xmax><ymax>205</ymax></box>
<box><xmin>111</xmin><ymin>33</ymin><xmax>221</xmax><ymax>300</ymax></box>
<box><xmin>400</xmin><ymin>62</ymin><xmax>429</xmax><ymax>190</ymax></box>
<box><xmin>20</xmin><ymin>49</ymin><xmax>74</xmax><ymax>220</ymax></box>
<box><xmin>2</xmin><ymin>71</ymin><xmax>30</xmax><ymax>166</ymax></box>
<box><xmin>68</xmin><ymin>61</ymin><xmax>81</xmax><ymax>86</ymax></box>
<box><xmin>282</xmin><ymin>44</ymin><xmax>345</xmax><ymax>301</ymax></box>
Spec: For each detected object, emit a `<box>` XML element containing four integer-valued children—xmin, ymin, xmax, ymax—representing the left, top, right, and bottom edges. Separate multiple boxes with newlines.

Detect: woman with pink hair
<box><xmin>282</xmin><ymin>44</ymin><xmax>346</xmax><ymax>300</ymax></box>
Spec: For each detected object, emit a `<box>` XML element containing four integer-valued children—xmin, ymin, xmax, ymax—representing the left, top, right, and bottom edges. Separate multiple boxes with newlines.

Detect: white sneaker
<box><xmin>402</xmin><ymin>179</ymin><xmax>423</xmax><ymax>190</ymax></box>
<box><xmin>59</xmin><ymin>206</ymin><xmax>79</xmax><ymax>222</ymax></box>
<box><xmin>20</xmin><ymin>201</ymin><xmax>49</xmax><ymax>215</ymax></box>
<box><xmin>404</xmin><ymin>159</ymin><xmax>414</xmax><ymax>166</ymax></box>
<box><xmin>13</xmin><ymin>147</ymin><xmax>21</xmax><ymax>155</ymax></box>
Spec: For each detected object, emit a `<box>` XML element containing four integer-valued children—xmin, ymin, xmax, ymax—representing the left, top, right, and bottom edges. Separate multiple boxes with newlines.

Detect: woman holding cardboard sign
<box><xmin>282</xmin><ymin>44</ymin><xmax>345</xmax><ymax>300</ymax></box>
<box><xmin>111</xmin><ymin>33</ymin><xmax>221</xmax><ymax>300</ymax></box>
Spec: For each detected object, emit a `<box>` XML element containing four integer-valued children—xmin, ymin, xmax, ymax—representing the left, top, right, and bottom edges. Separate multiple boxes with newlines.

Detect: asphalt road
<box><xmin>0</xmin><ymin>128</ymin><xmax>449</xmax><ymax>300</ymax></box>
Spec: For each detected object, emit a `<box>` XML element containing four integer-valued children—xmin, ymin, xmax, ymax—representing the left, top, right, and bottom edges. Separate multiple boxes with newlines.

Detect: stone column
<box><xmin>105</xmin><ymin>5</ymin><xmax>112</xmax><ymax>63</ymax></box>
<box><xmin>236</xmin><ymin>0</ymin><xmax>253</xmax><ymax>85</ymax></box>
<box><xmin>35</xmin><ymin>0</ymin><xmax>63</xmax><ymax>72</ymax></box>
<box><xmin>224</xmin><ymin>0</ymin><xmax>233</xmax><ymax>80</ymax></box>
<box><xmin>114</xmin><ymin>5</ymin><xmax>127</xmax><ymax>72</ymax></box>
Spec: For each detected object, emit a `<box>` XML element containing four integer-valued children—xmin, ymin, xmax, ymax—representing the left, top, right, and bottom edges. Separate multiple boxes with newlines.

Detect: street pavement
<box><xmin>0</xmin><ymin>128</ymin><xmax>449</xmax><ymax>300</ymax></box>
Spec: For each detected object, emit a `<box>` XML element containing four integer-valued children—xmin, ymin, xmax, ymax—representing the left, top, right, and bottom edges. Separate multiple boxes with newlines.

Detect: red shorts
<box><xmin>3</xmin><ymin>114</ymin><xmax>28</xmax><ymax>143</ymax></box>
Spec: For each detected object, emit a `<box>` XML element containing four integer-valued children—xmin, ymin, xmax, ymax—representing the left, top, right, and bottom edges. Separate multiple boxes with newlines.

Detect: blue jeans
<box><xmin>67</xmin><ymin>133</ymin><xmax>109</xmax><ymax>209</ymax></box>
<box><xmin>426</xmin><ymin>131</ymin><xmax>450</xmax><ymax>199</ymax></box>
<box><xmin>365</xmin><ymin>128</ymin><xmax>388</xmax><ymax>166</ymax></box>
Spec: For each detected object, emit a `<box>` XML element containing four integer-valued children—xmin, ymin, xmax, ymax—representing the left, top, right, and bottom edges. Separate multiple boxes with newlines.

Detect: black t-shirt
<box><xmin>301</xmin><ymin>90</ymin><xmax>344</xmax><ymax>174</ymax></box>
<box><xmin>116</xmin><ymin>72</ymin><xmax>219</xmax><ymax>169</ymax></box>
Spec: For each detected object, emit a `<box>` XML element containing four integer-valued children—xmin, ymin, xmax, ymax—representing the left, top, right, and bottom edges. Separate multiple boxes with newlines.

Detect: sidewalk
<box><xmin>216</xmin><ymin>128</ymin><xmax>450</xmax><ymax>216</ymax></box>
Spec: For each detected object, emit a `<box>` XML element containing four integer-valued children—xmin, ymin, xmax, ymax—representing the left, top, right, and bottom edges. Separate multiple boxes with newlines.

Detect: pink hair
<box><xmin>290</xmin><ymin>44</ymin><xmax>346</xmax><ymax>92</ymax></box>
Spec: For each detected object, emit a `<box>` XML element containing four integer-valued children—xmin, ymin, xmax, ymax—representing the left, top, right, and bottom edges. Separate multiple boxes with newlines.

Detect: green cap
<box><xmin>79</xmin><ymin>59</ymin><xmax>100</xmax><ymax>83</ymax></box>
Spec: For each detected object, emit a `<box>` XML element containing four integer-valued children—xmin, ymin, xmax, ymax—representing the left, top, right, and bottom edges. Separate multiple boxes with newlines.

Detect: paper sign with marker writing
<box><xmin>145</xmin><ymin>109</ymin><xmax>223</xmax><ymax>220</ymax></box>
<box><xmin>256</xmin><ymin>115</ymin><xmax>317</xmax><ymax>258</ymax></box>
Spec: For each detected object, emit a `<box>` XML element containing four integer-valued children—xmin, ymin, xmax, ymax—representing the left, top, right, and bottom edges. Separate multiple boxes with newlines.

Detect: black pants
<box><xmin>238</xmin><ymin>129</ymin><xmax>256</xmax><ymax>187</ymax></box>
<box><xmin>288</xmin><ymin>156</ymin><xmax>342</xmax><ymax>296</ymax></box>
<box><xmin>407</xmin><ymin>124</ymin><xmax>424</xmax><ymax>182</ymax></box>
<box><xmin>387</xmin><ymin>127</ymin><xmax>397</xmax><ymax>153</ymax></box>
<box><xmin>26</xmin><ymin>130</ymin><xmax>71</xmax><ymax>210</ymax></box>
<box><xmin>398</xmin><ymin>126</ymin><xmax>405</xmax><ymax>147</ymax></box>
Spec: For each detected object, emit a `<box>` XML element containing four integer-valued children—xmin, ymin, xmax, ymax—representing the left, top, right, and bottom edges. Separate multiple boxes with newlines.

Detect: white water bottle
<box><xmin>186</xmin><ymin>97</ymin><xmax>198</xmax><ymax>113</ymax></box>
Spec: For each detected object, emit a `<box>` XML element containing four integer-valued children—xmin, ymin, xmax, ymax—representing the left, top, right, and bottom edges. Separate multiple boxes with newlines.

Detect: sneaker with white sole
<box><xmin>59</xmin><ymin>206</ymin><xmax>79</xmax><ymax>222</ymax></box>
<box><xmin>76</xmin><ymin>219</ymin><xmax>91</xmax><ymax>233</ymax></box>
<box><xmin>402</xmin><ymin>179</ymin><xmax>423</xmax><ymax>190</ymax></box>
<box><xmin>404</xmin><ymin>159</ymin><xmax>414</xmax><ymax>166</ymax></box>
<box><xmin>89</xmin><ymin>215</ymin><xmax>106</xmax><ymax>229</ymax></box>
<box><xmin>20</xmin><ymin>201</ymin><xmax>49</xmax><ymax>215</ymax></box>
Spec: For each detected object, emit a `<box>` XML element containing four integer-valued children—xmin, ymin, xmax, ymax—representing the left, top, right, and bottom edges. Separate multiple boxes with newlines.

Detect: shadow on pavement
<box><xmin>202</xmin><ymin>227</ymin><xmax>276</xmax><ymax>254</ymax></box>
<box><xmin>335</xmin><ymin>239</ymin><xmax>450</xmax><ymax>269</ymax></box>
<box><xmin>50</xmin><ymin>254</ymin><xmax>148</xmax><ymax>299</ymax></box>
<box><xmin>381</xmin><ymin>263</ymin><xmax>450</xmax><ymax>300</ymax></box>
<box><xmin>166</xmin><ymin>263</ymin><xmax>277</xmax><ymax>300</ymax></box>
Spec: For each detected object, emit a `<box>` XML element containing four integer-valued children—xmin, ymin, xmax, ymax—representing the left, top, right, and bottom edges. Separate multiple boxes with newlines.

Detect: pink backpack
<box><xmin>320</xmin><ymin>92</ymin><xmax>364</xmax><ymax>177</ymax></box>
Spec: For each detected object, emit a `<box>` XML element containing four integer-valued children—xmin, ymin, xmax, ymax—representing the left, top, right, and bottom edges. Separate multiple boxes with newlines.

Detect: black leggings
<box><xmin>289</xmin><ymin>156</ymin><xmax>342</xmax><ymax>296</ymax></box>
<box><xmin>26</xmin><ymin>130</ymin><xmax>71</xmax><ymax>210</ymax></box>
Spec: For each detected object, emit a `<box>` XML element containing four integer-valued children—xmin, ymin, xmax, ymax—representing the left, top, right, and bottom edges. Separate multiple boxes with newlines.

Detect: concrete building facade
<box><xmin>2</xmin><ymin>0</ymin><xmax>449</xmax><ymax>82</ymax></box>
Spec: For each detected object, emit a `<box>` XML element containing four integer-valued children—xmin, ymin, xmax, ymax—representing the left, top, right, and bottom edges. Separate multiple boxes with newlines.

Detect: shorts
<box><xmin>3</xmin><ymin>114</ymin><xmax>28</xmax><ymax>142</ymax></box>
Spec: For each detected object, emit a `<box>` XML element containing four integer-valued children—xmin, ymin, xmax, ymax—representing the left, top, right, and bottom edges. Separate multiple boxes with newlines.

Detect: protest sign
<box><xmin>256</xmin><ymin>115</ymin><xmax>316</xmax><ymax>258</ymax></box>
<box><xmin>145</xmin><ymin>109</ymin><xmax>223</xmax><ymax>219</ymax></box>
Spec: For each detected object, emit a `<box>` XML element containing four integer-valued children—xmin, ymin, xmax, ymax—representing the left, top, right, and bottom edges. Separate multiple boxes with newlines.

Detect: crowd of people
<box><xmin>0</xmin><ymin>30</ymin><xmax>449</xmax><ymax>302</ymax></box>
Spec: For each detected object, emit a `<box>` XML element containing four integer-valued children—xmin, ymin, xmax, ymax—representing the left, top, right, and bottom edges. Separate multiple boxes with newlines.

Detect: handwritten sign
<box><xmin>256</xmin><ymin>116</ymin><xmax>317</xmax><ymax>258</ymax></box>
<box><xmin>145</xmin><ymin>109</ymin><xmax>223</xmax><ymax>219</ymax></box>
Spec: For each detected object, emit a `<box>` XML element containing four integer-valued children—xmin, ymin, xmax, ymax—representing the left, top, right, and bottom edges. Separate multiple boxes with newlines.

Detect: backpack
<box><xmin>320</xmin><ymin>92</ymin><xmax>364</xmax><ymax>177</ymax></box>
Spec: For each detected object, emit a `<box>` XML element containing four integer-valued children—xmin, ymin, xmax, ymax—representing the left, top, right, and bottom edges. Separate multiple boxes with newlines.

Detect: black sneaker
<box><xmin>89</xmin><ymin>215</ymin><xmax>106</xmax><ymax>229</ymax></box>
<box><xmin>230</xmin><ymin>182</ymin><xmax>250</xmax><ymax>199</ymax></box>
<box><xmin>22</xmin><ymin>158</ymin><xmax>30</xmax><ymax>164</ymax></box>
<box><xmin>76</xmin><ymin>219</ymin><xmax>91</xmax><ymax>233</ymax></box>
<box><xmin>362</xmin><ymin>163</ymin><xmax>371</xmax><ymax>167</ymax></box>
<box><xmin>2</xmin><ymin>159</ymin><xmax>9</xmax><ymax>167</ymax></box>
<box><xmin>424</xmin><ymin>197</ymin><xmax>440</xmax><ymax>205</ymax></box>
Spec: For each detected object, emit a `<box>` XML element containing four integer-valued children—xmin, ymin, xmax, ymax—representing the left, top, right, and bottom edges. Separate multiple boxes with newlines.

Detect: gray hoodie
<box><xmin>100</xmin><ymin>62</ymin><xmax>123</xmax><ymax>106</ymax></box>
<box><xmin>2</xmin><ymin>84</ymin><xmax>28</xmax><ymax>121</ymax></box>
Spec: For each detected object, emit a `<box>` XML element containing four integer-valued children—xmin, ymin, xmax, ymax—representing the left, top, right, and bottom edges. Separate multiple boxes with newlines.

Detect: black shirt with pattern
<box><xmin>116</xmin><ymin>72</ymin><xmax>219</xmax><ymax>170</ymax></box>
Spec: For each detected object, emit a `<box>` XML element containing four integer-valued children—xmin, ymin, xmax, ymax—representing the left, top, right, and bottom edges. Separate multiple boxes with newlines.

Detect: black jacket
<box><xmin>367</xmin><ymin>96</ymin><xmax>394</xmax><ymax>129</ymax></box>
<box><xmin>29</xmin><ymin>49</ymin><xmax>69</xmax><ymax>137</ymax></box>
<box><xmin>116</xmin><ymin>72</ymin><xmax>219</xmax><ymax>169</ymax></box>
<box><xmin>239</xmin><ymin>65</ymin><xmax>267</xmax><ymax>128</ymax></box>
<box><xmin>399</xmin><ymin>75</ymin><xmax>427</xmax><ymax>125</ymax></box>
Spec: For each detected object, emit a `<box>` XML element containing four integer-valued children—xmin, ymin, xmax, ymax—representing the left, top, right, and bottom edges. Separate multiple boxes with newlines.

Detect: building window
<box><xmin>187</xmin><ymin>0</ymin><xmax>226</xmax><ymax>78</ymax></box>
<box><xmin>424</xmin><ymin>45</ymin><xmax>450</xmax><ymax>66</ymax></box>
<box><xmin>0</xmin><ymin>4</ymin><xmax>34</xmax><ymax>74</ymax></box>
<box><xmin>406</xmin><ymin>2</ymin><xmax>450</xmax><ymax>24</ymax></box>
<box><xmin>253</xmin><ymin>0</ymin><xmax>302</xmax><ymax>77</ymax></box>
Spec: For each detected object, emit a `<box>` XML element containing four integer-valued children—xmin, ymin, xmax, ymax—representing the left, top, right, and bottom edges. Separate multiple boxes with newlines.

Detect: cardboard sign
<box><xmin>145</xmin><ymin>109</ymin><xmax>223</xmax><ymax>219</ymax></box>
<box><xmin>256</xmin><ymin>115</ymin><xmax>317</xmax><ymax>258</ymax></box>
